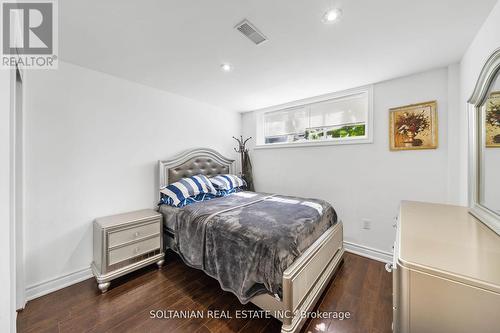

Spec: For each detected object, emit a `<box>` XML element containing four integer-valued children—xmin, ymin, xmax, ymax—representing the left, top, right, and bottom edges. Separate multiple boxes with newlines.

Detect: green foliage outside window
<box><xmin>306</xmin><ymin>124</ymin><xmax>365</xmax><ymax>140</ymax></box>
<box><xmin>327</xmin><ymin>124</ymin><xmax>365</xmax><ymax>138</ymax></box>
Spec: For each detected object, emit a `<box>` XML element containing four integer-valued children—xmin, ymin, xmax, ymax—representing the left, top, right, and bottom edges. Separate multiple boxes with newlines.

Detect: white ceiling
<box><xmin>60</xmin><ymin>0</ymin><xmax>497</xmax><ymax>112</ymax></box>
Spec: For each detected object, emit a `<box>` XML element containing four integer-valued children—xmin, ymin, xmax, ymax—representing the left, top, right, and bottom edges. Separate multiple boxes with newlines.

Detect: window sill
<box><xmin>254</xmin><ymin>137</ymin><xmax>373</xmax><ymax>150</ymax></box>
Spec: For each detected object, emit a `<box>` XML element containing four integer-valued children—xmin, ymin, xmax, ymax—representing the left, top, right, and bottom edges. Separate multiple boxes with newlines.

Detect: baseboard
<box><xmin>344</xmin><ymin>241</ymin><xmax>393</xmax><ymax>263</ymax></box>
<box><xmin>25</xmin><ymin>266</ymin><xmax>93</xmax><ymax>301</ymax></box>
<box><xmin>25</xmin><ymin>242</ymin><xmax>391</xmax><ymax>302</ymax></box>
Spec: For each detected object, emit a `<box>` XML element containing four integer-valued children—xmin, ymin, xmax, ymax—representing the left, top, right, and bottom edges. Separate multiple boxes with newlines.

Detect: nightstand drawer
<box><xmin>108</xmin><ymin>235</ymin><xmax>160</xmax><ymax>265</ymax></box>
<box><xmin>108</xmin><ymin>220</ymin><xmax>160</xmax><ymax>248</ymax></box>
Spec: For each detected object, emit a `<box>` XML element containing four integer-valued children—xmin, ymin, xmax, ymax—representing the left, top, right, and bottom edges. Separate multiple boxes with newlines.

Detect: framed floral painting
<box><xmin>389</xmin><ymin>101</ymin><xmax>438</xmax><ymax>151</ymax></box>
<box><xmin>485</xmin><ymin>91</ymin><xmax>500</xmax><ymax>147</ymax></box>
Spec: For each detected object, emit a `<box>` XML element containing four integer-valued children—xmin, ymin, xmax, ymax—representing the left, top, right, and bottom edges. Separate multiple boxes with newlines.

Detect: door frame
<box><xmin>11</xmin><ymin>65</ymin><xmax>26</xmax><ymax>310</ymax></box>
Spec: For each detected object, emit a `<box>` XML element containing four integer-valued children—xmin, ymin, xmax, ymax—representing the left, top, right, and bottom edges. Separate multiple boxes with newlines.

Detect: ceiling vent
<box><xmin>235</xmin><ymin>19</ymin><xmax>267</xmax><ymax>45</ymax></box>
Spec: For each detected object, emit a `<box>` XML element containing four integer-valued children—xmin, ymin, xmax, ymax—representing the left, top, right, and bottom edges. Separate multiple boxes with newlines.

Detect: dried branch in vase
<box><xmin>486</xmin><ymin>101</ymin><xmax>500</xmax><ymax>128</ymax></box>
<box><xmin>395</xmin><ymin>111</ymin><xmax>430</xmax><ymax>137</ymax></box>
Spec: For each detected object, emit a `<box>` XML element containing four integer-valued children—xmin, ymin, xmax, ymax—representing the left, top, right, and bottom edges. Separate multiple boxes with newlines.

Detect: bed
<box><xmin>158</xmin><ymin>148</ymin><xmax>344</xmax><ymax>333</ymax></box>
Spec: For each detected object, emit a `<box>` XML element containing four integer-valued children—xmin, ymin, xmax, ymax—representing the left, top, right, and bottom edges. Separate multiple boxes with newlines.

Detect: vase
<box><xmin>403</xmin><ymin>132</ymin><xmax>415</xmax><ymax>147</ymax></box>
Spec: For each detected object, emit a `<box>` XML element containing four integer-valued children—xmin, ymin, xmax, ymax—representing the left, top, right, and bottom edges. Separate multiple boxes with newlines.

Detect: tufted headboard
<box><xmin>158</xmin><ymin>148</ymin><xmax>235</xmax><ymax>193</ymax></box>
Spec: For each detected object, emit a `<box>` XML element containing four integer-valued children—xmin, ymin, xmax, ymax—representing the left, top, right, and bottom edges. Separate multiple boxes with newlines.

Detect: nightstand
<box><xmin>91</xmin><ymin>209</ymin><xmax>164</xmax><ymax>293</ymax></box>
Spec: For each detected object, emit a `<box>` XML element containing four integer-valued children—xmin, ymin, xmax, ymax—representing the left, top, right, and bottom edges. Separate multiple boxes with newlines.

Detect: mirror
<box><xmin>468</xmin><ymin>48</ymin><xmax>500</xmax><ymax>235</ymax></box>
<box><xmin>480</xmin><ymin>76</ymin><xmax>500</xmax><ymax>214</ymax></box>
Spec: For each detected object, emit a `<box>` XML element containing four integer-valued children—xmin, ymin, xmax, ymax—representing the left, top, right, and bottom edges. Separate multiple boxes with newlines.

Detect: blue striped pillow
<box><xmin>210</xmin><ymin>174</ymin><xmax>247</xmax><ymax>191</ymax></box>
<box><xmin>159</xmin><ymin>192</ymin><xmax>218</xmax><ymax>208</ymax></box>
<box><xmin>160</xmin><ymin>174</ymin><xmax>217</xmax><ymax>207</ymax></box>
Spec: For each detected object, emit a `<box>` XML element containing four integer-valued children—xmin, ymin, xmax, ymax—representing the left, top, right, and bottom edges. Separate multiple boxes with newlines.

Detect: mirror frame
<box><xmin>468</xmin><ymin>47</ymin><xmax>500</xmax><ymax>235</ymax></box>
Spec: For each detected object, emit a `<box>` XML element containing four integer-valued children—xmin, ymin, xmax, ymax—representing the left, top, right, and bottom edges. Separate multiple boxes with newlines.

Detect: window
<box><xmin>257</xmin><ymin>87</ymin><xmax>372</xmax><ymax>147</ymax></box>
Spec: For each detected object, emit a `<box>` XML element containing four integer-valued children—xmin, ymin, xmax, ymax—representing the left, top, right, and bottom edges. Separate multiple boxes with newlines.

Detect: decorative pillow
<box><xmin>160</xmin><ymin>174</ymin><xmax>217</xmax><ymax>207</ymax></box>
<box><xmin>210</xmin><ymin>174</ymin><xmax>247</xmax><ymax>191</ymax></box>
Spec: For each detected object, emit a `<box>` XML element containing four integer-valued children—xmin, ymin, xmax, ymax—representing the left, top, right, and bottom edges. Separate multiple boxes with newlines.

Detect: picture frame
<box><xmin>485</xmin><ymin>91</ymin><xmax>500</xmax><ymax>148</ymax></box>
<box><xmin>389</xmin><ymin>101</ymin><xmax>438</xmax><ymax>151</ymax></box>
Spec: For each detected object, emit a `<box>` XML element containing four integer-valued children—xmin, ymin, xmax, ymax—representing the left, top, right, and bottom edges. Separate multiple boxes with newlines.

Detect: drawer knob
<box><xmin>134</xmin><ymin>231</ymin><xmax>140</xmax><ymax>237</ymax></box>
<box><xmin>385</xmin><ymin>263</ymin><xmax>393</xmax><ymax>272</ymax></box>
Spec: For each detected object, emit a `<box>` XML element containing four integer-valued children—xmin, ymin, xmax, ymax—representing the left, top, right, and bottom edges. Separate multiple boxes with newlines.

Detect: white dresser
<box><xmin>91</xmin><ymin>209</ymin><xmax>165</xmax><ymax>293</ymax></box>
<box><xmin>391</xmin><ymin>201</ymin><xmax>500</xmax><ymax>333</ymax></box>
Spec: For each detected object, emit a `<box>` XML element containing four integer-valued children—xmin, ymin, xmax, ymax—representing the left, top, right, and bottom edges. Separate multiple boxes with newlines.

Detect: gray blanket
<box><xmin>165</xmin><ymin>191</ymin><xmax>337</xmax><ymax>304</ymax></box>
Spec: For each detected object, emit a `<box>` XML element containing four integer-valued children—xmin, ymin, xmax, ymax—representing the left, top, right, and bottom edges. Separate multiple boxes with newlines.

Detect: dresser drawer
<box><xmin>108</xmin><ymin>235</ymin><xmax>161</xmax><ymax>265</ymax></box>
<box><xmin>108</xmin><ymin>220</ymin><xmax>160</xmax><ymax>248</ymax></box>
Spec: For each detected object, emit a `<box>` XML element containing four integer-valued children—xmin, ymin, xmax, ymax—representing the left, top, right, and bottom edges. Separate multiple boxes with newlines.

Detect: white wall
<box><xmin>446</xmin><ymin>63</ymin><xmax>461</xmax><ymax>204</ymax></box>
<box><xmin>24</xmin><ymin>61</ymin><xmax>240</xmax><ymax>292</ymax></box>
<box><xmin>460</xmin><ymin>0</ymin><xmax>500</xmax><ymax>206</ymax></box>
<box><xmin>0</xmin><ymin>70</ymin><xmax>15</xmax><ymax>332</ymax></box>
<box><xmin>484</xmin><ymin>151</ymin><xmax>500</xmax><ymax>213</ymax></box>
<box><xmin>242</xmin><ymin>67</ymin><xmax>456</xmax><ymax>254</ymax></box>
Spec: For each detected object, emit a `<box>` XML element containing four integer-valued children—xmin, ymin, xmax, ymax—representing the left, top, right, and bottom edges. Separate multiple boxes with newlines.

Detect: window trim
<box><xmin>254</xmin><ymin>85</ymin><xmax>374</xmax><ymax>149</ymax></box>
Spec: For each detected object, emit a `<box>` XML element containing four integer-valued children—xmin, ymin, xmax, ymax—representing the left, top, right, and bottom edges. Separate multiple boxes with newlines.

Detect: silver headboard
<box><xmin>158</xmin><ymin>148</ymin><xmax>235</xmax><ymax>191</ymax></box>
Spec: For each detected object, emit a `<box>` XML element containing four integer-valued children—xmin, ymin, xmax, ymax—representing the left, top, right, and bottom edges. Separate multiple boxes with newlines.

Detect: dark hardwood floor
<box><xmin>17</xmin><ymin>252</ymin><xmax>392</xmax><ymax>333</ymax></box>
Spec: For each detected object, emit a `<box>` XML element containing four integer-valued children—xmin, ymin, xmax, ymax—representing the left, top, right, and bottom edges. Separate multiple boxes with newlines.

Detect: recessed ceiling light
<box><xmin>322</xmin><ymin>8</ymin><xmax>342</xmax><ymax>24</ymax></box>
<box><xmin>221</xmin><ymin>63</ymin><xmax>233</xmax><ymax>72</ymax></box>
